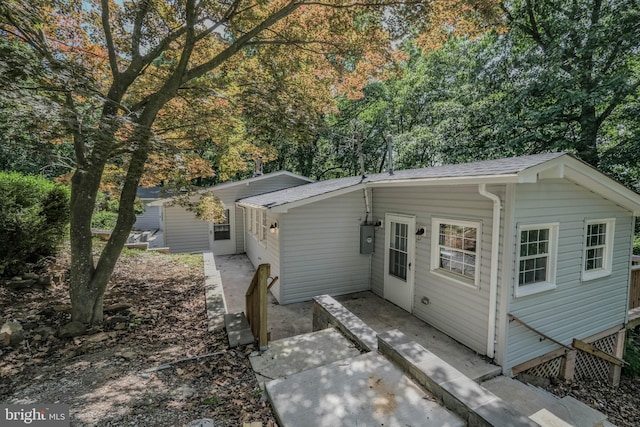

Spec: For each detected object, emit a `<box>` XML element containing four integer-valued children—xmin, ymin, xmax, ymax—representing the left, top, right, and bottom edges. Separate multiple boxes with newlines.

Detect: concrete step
<box><xmin>378</xmin><ymin>329</ymin><xmax>537</xmax><ymax>427</ymax></box>
<box><xmin>265</xmin><ymin>351</ymin><xmax>464</xmax><ymax>427</ymax></box>
<box><xmin>482</xmin><ymin>376</ymin><xmax>607</xmax><ymax>427</ymax></box>
<box><xmin>249</xmin><ymin>327</ymin><xmax>361</xmax><ymax>387</ymax></box>
<box><xmin>224</xmin><ymin>312</ymin><xmax>254</xmax><ymax>347</ymax></box>
<box><xmin>204</xmin><ymin>252</ymin><xmax>226</xmax><ymax>332</ymax></box>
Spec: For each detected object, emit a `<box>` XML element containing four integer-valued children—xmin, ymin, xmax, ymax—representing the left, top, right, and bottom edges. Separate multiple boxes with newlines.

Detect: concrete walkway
<box><xmin>266</xmin><ymin>350</ymin><xmax>465</xmax><ymax>427</ymax></box>
<box><xmin>212</xmin><ymin>254</ymin><xmax>612</xmax><ymax>427</ymax></box>
<box><xmin>215</xmin><ymin>254</ymin><xmax>313</xmax><ymax>340</ymax></box>
<box><xmin>215</xmin><ymin>254</ymin><xmax>499</xmax><ymax>381</ymax></box>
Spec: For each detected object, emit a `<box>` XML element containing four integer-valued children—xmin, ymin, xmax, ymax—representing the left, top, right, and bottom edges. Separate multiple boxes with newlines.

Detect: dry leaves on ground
<box><xmin>0</xmin><ymin>246</ymin><xmax>277</xmax><ymax>426</ymax></box>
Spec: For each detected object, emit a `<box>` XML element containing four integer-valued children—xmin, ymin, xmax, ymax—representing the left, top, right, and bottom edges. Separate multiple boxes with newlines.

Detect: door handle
<box><xmin>408</xmin><ymin>262</ymin><xmax>412</xmax><ymax>270</ymax></box>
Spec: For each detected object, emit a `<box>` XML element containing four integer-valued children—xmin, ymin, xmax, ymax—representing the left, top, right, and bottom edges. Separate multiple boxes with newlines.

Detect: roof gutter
<box><xmin>478</xmin><ymin>184</ymin><xmax>501</xmax><ymax>359</ymax></box>
<box><xmin>367</xmin><ymin>174</ymin><xmax>520</xmax><ymax>188</ymax></box>
<box><xmin>250</xmin><ymin>183</ymin><xmax>367</xmax><ymax>213</ymax></box>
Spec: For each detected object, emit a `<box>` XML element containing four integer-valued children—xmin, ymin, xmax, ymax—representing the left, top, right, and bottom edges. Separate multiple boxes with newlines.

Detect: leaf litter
<box><xmin>0</xmin><ymin>247</ymin><xmax>276</xmax><ymax>426</ymax></box>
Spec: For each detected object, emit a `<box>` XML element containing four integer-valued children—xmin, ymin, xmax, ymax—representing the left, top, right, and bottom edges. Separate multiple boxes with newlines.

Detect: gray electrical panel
<box><xmin>360</xmin><ymin>224</ymin><xmax>375</xmax><ymax>254</ymax></box>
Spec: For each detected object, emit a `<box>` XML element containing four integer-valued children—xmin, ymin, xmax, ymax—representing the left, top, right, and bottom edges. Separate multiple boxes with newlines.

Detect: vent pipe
<box><xmin>355</xmin><ymin>132</ymin><xmax>366</xmax><ymax>179</ymax></box>
<box><xmin>253</xmin><ymin>155</ymin><xmax>263</xmax><ymax>177</ymax></box>
<box><xmin>387</xmin><ymin>134</ymin><xmax>394</xmax><ymax>175</ymax></box>
<box><xmin>355</xmin><ymin>132</ymin><xmax>371</xmax><ymax>223</ymax></box>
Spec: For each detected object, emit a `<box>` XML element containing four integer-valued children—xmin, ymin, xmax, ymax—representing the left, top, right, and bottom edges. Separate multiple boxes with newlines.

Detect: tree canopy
<box><xmin>0</xmin><ymin>0</ymin><xmax>501</xmax><ymax>328</ymax></box>
<box><xmin>294</xmin><ymin>0</ymin><xmax>640</xmax><ymax>191</ymax></box>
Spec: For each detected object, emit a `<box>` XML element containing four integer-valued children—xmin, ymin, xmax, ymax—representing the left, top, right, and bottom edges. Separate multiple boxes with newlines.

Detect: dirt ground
<box><xmin>0</xmin><ymin>247</ymin><xmax>277</xmax><ymax>426</ymax></box>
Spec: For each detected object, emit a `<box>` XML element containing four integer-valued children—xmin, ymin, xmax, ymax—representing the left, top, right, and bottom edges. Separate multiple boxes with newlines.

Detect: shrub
<box><xmin>91</xmin><ymin>191</ymin><xmax>144</xmax><ymax>230</ymax></box>
<box><xmin>91</xmin><ymin>210</ymin><xmax>118</xmax><ymax>230</ymax></box>
<box><xmin>0</xmin><ymin>172</ymin><xmax>70</xmax><ymax>276</ymax></box>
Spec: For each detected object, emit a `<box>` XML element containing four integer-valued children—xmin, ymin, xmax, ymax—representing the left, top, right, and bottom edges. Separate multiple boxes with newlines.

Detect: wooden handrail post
<box><xmin>258</xmin><ymin>264</ymin><xmax>269</xmax><ymax>350</ymax></box>
<box><xmin>244</xmin><ymin>263</ymin><xmax>270</xmax><ymax>351</ymax></box>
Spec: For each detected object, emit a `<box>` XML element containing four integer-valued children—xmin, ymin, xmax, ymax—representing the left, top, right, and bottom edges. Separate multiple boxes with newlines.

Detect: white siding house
<box><xmin>133</xmin><ymin>187</ymin><xmax>164</xmax><ymax>231</ymax></box>
<box><xmin>151</xmin><ymin>171</ymin><xmax>313</xmax><ymax>254</ymax></box>
<box><xmin>237</xmin><ymin>153</ymin><xmax>640</xmax><ymax>375</ymax></box>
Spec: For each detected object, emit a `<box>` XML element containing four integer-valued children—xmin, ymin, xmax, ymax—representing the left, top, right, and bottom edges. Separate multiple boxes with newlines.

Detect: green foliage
<box><xmin>91</xmin><ymin>211</ymin><xmax>118</xmax><ymax>230</ymax></box>
<box><xmin>0</xmin><ymin>172</ymin><xmax>70</xmax><ymax>276</ymax></box>
<box><xmin>0</xmin><ymin>38</ymin><xmax>73</xmax><ymax>179</ymax></box>
<box><xmin>173</xmin><ymin>191</ymin><xmax>226</xmax><ymax>223</ymax></box>
<box><xmin>624</xmin><ymin>328</ymin><xmax>640</xmax><ymax>377</ymax></box>
<box><xmin>91</xmin><ymin>192</ymin><xmax>144</xmax><ymax>230</ymax></box>
<box><xmin>95</xmin><ymin>192</ymin><xmax>144</xmax><ymax>215</ymax></box>
<box><xmin>304</xmin><ymin>0</ymin><xmax>640</xmax><ymax>185</ymax></box>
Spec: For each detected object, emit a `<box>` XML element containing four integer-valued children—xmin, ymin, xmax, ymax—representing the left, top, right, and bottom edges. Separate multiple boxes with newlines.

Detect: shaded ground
<box><xmin>544</xmin><ymin>376</ymin><xmax>640</xmax><ymax>427</ymax></box>
<box><xmin>0</xmin><ymin>246</ymin><xmax>276</xmax><ymax>426</ymax></box>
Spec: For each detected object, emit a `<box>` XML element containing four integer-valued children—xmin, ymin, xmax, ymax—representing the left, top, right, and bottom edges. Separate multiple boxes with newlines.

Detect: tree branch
<box><xmin>185</xmin><ymin>0</ymin><xmax>304</xmax><ymax>82</ymax></box>
<box><xmin>131</xmin><ymin>0</ymin><xmax>151</xmax><ymax>61</ymax></box>
<box><xmin>101</xmin><ymin>0</ymin><xmax>120</xmax><ymax>78</ymax></box>
<box><xmin>64</xmin><ymin>91</ymin><xmax>86</xmax><ymax>167</ymax></box>
<box><xmin>597</xmin><ymin>80</ymin><xmax>640</xmax><ymax>127</ymax></box>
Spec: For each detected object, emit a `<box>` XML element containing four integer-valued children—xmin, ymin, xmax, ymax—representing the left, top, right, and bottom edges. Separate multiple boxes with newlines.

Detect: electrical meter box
<box><xmin>360</xmin><ymin>224</ymin><xmax>375</xmax><ymax>254</ymax></box>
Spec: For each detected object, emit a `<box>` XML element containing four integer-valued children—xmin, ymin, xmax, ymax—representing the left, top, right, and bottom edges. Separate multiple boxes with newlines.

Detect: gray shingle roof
<box><xmin>136</xmin><ymin>186</ymin><xmax>164</xmax><ymax>199</ymax></box>
<box><xmin>238</xmin><ymin>152</ymin><xmax>568</xmax><ymax>209</ymax></box>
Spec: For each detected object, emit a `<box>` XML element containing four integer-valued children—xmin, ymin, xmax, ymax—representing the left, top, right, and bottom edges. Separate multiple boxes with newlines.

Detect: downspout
<box><xmin>479</xmin><ymin>184</ymin><xmax>501</xmax><ymax>359</ymax></box>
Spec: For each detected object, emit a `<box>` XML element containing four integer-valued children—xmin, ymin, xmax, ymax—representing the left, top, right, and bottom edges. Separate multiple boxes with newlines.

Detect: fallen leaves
<box><xmin>0</xmin><ymin>247</ymin><xmax>276</xmax><ymax>426</ymax></box>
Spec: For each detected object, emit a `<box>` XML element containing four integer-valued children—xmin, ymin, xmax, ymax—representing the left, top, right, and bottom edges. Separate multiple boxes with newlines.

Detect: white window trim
<box><xmin>260</xmin><ymin>210</ymin><xmax>267</xmax><ymax>242</ymax></box>
<box><xmin>253</xmin><ymin>208</ymin><xmax>262</xmax><ymax>240</ymax></box>
<box><xmin>248</xmin><ymin>209</ymin><xmax>254</xmax><ymax>233</ymax></box>
<box><xmin>213</xmin><ymin>208</ymin><xmax>231</xmax><ymax>241</ymax></box>
<box><xmin>582</xmin><ymin>218</ymin><xmax>615</xmax><ymax>282</ymax></box>
<box><xmin>248</xmin><ymin>208</ymin><xmax>268</xmax><ymax>246</ymax></box>
<box><xmin>430</xmin><ymin>218</ymin><xmax>482</xmax><ymax>289</ymax></box>
<box><xmin>515</xmin><ymin>223</ymin><xmax>559</xmax><ymax>297</ymax></box>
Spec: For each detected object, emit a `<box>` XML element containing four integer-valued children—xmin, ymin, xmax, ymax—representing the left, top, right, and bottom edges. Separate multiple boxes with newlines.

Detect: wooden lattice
<box><xmin>524</xmin><ymin>356</ymin><xmax>562</xmax><ymax>378</ymax></box>
<box><xmin>574</xmin><ymin>333</ymin><xmax>617</xmax><ymax>381</ymax></box>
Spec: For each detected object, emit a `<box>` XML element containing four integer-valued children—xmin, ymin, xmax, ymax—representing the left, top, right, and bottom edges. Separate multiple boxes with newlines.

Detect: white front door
<box><xmin>209</xmin><ymin>207</ymin><xmax>235</xmax><ymax>255</ymax></box>
<box><xmin>384</xmin><ymin>214</ymin><xmax>416</xmax><ymax>312</ymax></box>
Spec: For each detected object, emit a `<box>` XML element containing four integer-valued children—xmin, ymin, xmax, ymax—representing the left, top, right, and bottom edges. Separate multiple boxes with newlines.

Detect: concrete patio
<box><xmin>213</xmin><ymin>253</ymin><xmax>612</xmax><ymax>427</ymax></box>
<box><xmin>215</xmin><ymin>254</ymin><xmax>500</xmax><ymax>382</ymax></box>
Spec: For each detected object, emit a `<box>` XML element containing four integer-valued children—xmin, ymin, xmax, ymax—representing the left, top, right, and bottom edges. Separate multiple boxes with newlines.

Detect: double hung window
<box><xmin>431</xmin><ymin>218</ymin><xmax>480</xmax><ymax>287</ymax></box>
<box><xmin>516</xmin><ymin>223</ymin><xmax>558</xmax><ymax>297</ymax></box>
<box><xmin>582</xmin><ymin>219</ymin><xmax>614</xmax><ymax>281</ymax></box>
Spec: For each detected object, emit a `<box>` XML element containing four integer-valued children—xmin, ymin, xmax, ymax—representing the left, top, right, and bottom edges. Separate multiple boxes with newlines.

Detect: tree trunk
<box><xmin>68</xmin><ymin>165</ymin><xmax>108</xmax><ymax>324</ymax></box>
<box><xmin>577</xmin><ymin>104</ymin><xmax>599</xmax><ymax>167</ymax></box>
<box><xmin>67</xmin><ymin>102</ymin><xmax>160</xmax><ymax>326</ymax></box>
<box><xmin>68</xmin><ymin>159</ymin><xmax>145</xmax><ymax>325</ymax></box>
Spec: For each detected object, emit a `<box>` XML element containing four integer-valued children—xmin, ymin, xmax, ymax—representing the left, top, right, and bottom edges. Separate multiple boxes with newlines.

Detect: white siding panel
<box><xmin>216</xmin><ymin>175</ymin><xmax>310</xmax><ymax>202</ymax></box>
<box><xmin>164</xmin><ymin>205</ymin><xmax>210</xmax><ymax>253</ymax></box>
<box><xmin>506</xmin><ymin>180</ymin><xmax>633</xmax><ymax>370</ymax></box>
<box><xmin>215</xmin><ymin>174</ymin><xmax>308</xmax><ymax>255</ymax></box>
<box><xmin>280</xmin><ymin>192</ymin><xmax>370</xmax><ymax>304</ymax></box>
<box><xmin>245</xmin><ymin>211</ymin><xmax>282</xmax><ymax>301</ymax></box>
<box><xmin>163</xmin><ymin>174</ymin><xmax>309</xmax><ymax>255</ymax></box>
<box><xmin>133</xmin><ymin>204</ymin><xmax>161</xmax><ymax>230</ymax></box>
<box><xmin>265</xmin><ymin>212</ymin><xmax>282</xmax><ymax>302</ymax></box>
<box><xmin>371</xmin><ymin>185</ymin><xmax>499</xmax><ymax>355</ymax></box>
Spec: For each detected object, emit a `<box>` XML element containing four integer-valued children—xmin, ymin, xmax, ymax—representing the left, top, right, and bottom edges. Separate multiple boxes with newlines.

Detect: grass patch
<box><xmin>171</xmin><ymin>253</ymin><xmax>204</xmax><ymax>268</ymax></box>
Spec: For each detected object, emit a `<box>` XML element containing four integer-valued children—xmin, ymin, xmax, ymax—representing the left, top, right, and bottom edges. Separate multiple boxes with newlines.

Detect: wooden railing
<box><xmin>508</xmin><ymin>313</ymin><xmax>626</xmax><ymax>370</ymax></box>
<box><xmin>629</xmin><ymin>261</ymin><xmax>640</xmax><ymax>310</ymax></box>
<box><xmin>245</xmin><ymin>263</ymin><xmax>270</xmax><ymax>350</ymax></box>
